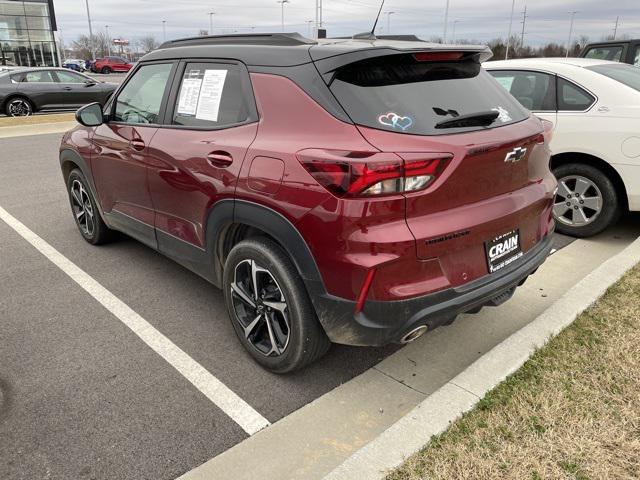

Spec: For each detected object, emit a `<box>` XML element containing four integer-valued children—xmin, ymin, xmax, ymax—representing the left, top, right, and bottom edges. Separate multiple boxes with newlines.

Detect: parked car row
<box><xmin>0</xmin><ymin>67</ymin><xmax>118</xmax><ymax>116</ymax></box>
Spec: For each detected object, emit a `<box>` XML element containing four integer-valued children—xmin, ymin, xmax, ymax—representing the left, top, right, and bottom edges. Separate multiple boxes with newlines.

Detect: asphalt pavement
<box><xmin>0</xmin><ymin>130</ymin><xmax>636</xmax><ymax>480</ymax></box>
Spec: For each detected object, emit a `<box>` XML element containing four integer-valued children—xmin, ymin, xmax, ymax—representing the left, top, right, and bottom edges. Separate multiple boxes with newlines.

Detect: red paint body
<box><xmin>61</xmin><ymin>70</ymin><xmax>554</xmax><ymax>309</ymax></box>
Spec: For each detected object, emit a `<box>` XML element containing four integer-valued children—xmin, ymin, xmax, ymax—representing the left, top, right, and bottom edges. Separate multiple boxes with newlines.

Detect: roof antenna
<box><xmin>353</xmin><ymin>0</ymin><xmax>385</xmax><ymax>40</ymax></box>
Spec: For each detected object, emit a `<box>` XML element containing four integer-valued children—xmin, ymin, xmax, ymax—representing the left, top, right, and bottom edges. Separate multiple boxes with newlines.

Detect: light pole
<box><xmin>209</xmin><ymin>12</ymin><xmax>215</xmax><ymax>36</ymax></box>
<box><xmin>84</xmin><ymin>0</ymin><xmax>95</xmax><ymax>61</ymax></box>
<box><xmin>566</xmin><ymin>11</ymin><xmax>578</xmax><ymax>58</ymax></box>
<box><xmin>505</xmin><ymin>0</ymin><xmax>516</xmax><ymax>60</ymax></box>
<box><xmin>385</xmin><ymin>11</ymin><xmax>395</xmax><ymax>34</ymax></box>
<box><xmin>162</xmin><ymin>20</ymin><xmax>166</xmax><ymax>42</ymax></box>
<box><xmin>443</xmin><ymin>0</ymin><xmax>450</xmax><ymax>43</ymax></box>
<box><xmin>105</xmin><ymin>25</ymin><xmax>111</xmax><ymax>56</ymax></box>
<box><xmin>613</xmin><ymin>16</ymin><xmax>619</xmax><ymax>40</ymax></box>
<box><xmin>451</xmin><ymin>19</ymin><xmax>460</xmax><ymax>43</ymax></box>
<box><xmin>277</xmin><ymin>0</ymin><xmax>290</xmax><ymax>32</ymax></box>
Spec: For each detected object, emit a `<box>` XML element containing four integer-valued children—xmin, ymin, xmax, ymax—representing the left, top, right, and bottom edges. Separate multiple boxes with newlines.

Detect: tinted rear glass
<box><xmin>329</xmin><ymin>53</ymin><xmax>529</xmax><ymax>135</ymax></box>
<box><xmin>586</xmin><ymin>63</ymin><xmax>640</xmax><ymax>92</ymax></box>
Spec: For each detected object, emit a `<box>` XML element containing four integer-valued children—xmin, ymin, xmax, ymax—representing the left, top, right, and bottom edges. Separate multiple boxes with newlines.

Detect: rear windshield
<box><xmin>586</xmin><ymin>63</ymin><xmax>640</xmax><ymax>92</ymax></box>
<box><xmin>329</xmin><ymin>53</ymin><xmax>529</xmax><ymax>135</ymax></box>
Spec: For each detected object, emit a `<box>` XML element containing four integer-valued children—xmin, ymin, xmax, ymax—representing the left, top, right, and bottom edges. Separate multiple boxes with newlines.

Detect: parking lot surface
<box><xmin>0</xmin><ymin>131</ymin><xmax>638</xmax><ymax>479</ymax></box>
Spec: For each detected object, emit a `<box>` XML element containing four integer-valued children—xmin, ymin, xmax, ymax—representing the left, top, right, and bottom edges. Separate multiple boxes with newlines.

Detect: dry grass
<box><xmin>0</xmin><ymin>112</ymin><xmax>75</xmax><ymax>127</ymax></box>
<box><xmin>387</xmin><ymin>265</ymin><xmax>640</xmax><ymax>480</ymax></box>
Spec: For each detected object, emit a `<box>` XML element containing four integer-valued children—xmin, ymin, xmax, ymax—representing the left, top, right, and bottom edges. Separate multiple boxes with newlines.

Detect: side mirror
<box><xmin>76</xmin><ymin>102</ymin><xmax>104</xmax><ymax>127</ymax></box>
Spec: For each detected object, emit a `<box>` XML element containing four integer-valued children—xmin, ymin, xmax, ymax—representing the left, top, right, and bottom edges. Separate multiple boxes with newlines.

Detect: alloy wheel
<box><xmin>70</xmin><ymin>180</ymin><xmax>95</xmax><ymax>236</ymax></box>
<box><xmin>553</xmin><ymin>175</ymin><xmax>603</xmax><ymax>227</ymax></box>
<box><xmin>7</xmin><ymin>99</ymin><xmax>31</xmax><ymax>117</ymax></box>
<box><xmin>230</xmin><ymin>259</ymin><xmax>290</xmax><ymax>357</ymax></box>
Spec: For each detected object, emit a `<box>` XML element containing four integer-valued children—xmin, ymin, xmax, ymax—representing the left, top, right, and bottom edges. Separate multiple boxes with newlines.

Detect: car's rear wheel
<box><xmin>6</xmin><ymin>97</ymin><xmax>32</xmax><ymax>117</ymax></box>
<box><xmin>223</xmin><ymin>237</ymin><xmax>330</xmax><ymax>373</ymax></box>
<box><xmin>101</xmin><ymin>66</ymin><xmax>111</xmax><ymax>74</ymax></box>
<box><xmin>552</xmin><ymin>163</ymin><xmax>621</xmax><ymax>238</ymax></box>
<box><xmin>66</xmin><ymin>169</ymin><xmax>113</xmax><ymax>245</ymax></box>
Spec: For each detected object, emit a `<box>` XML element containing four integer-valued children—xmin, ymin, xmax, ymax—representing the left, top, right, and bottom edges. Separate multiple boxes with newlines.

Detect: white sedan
<box><xmin>485</xmin><ymin>58</ymin><xmax>640</xmax><ymax>237</ymax></box>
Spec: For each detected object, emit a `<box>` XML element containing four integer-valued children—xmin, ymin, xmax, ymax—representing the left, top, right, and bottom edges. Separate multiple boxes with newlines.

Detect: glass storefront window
<box><xmin>0</xmin><ymin>1</ymin><xmax>58</xmax><ymax>67</ymax></box>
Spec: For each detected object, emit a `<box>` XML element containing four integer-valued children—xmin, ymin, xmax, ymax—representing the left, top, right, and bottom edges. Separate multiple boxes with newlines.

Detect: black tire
<box><xmin>552</xmin><ymin>163</ymin><xmax>621</xmax><ymax>238</ymax></box>
<box><xmin>5</xmin><ymin>96</ymin><xmax>33</xmax><ymax>117</ymax></box>
<box><xmin>66</xmin><ymin>169</ymin><xmax>113</xmax><ymax>245</ymax></box>
<box><xmin>101</xmin><ymin>66</ymin><xmax>111</xmax><ymax>74</ymax></box>
<box><xmin>223</xmin><ymin>237</ymin><xmax>330</xmax><ymax>373</ymax></box>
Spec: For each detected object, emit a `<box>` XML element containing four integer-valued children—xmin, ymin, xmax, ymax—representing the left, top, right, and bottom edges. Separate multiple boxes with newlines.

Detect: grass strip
<box><xmin>388</xmin><ymin>264</ymin><xmax>640</xmax><ymax>480</ymax></box>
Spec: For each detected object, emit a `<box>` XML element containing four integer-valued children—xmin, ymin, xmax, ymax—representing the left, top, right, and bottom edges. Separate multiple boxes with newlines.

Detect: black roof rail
<box><xmin>159</xmin><ymin>32</ymin><xmax>316</xmax><ymax>49</ymax></box>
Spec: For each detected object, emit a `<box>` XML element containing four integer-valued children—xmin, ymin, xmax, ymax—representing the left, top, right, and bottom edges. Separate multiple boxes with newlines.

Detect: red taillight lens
<box><xmin>297</xmin><ymin>150</ymin><xmax>450</xmax><ymax>198</ymax></box>
<box><xmin>413</xmin><ymin>52</ymin><xmax>464</xmax><ymax>62</ymax></box>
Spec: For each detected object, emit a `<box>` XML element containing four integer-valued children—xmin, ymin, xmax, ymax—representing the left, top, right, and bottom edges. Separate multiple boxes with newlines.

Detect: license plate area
<box><xmin>485</xmin><ymin>229</ymin><xmax>523</xmax><ymax>273</ymax></box>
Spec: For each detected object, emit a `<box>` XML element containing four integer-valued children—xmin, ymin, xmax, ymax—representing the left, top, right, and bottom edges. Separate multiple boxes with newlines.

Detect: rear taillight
<box><xmin>297</xmin><ymin>149</ymin><xmax>450</xmax><ymax>198</ymax></box>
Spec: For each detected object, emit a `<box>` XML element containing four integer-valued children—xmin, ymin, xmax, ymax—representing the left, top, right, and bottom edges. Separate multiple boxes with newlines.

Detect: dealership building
<box><xmin>0</xmin><ymin>0</ymin><xmax>59</xmax><ymax>67</ymax></box>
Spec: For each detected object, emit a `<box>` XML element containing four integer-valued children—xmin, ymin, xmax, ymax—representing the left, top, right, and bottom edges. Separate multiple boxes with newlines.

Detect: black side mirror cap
<box><xmin>76</xmin><ymin>102</ymin><xmax>104</xmax><ymax>127</ymax></box>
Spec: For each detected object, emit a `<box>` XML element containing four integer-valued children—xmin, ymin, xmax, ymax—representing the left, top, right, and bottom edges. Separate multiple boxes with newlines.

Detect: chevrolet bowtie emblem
<box><xmin>504</xmin><ymin>146</ymin><xmax>527</xmax><ymax>163</ymax></box>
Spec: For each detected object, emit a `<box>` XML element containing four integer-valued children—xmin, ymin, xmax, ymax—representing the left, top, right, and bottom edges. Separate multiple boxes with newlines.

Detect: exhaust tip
<box><xmin>400</xmin><ymin>325</ymin><xmax>428</xmax><ymax>344</ymax></box>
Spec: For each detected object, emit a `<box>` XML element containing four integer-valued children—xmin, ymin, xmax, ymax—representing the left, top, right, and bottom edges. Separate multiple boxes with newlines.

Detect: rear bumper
<box><xmin>310</xmin><ymin>234</ymin><xmax>553</xmax><ymax>346</ymax></box>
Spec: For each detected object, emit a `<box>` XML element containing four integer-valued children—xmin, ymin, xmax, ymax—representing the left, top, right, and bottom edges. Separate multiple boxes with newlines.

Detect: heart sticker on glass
<box><xmin>377</xmin><ymin>112</ymin><xmax>413</xmax><ymax>131</ymax></box>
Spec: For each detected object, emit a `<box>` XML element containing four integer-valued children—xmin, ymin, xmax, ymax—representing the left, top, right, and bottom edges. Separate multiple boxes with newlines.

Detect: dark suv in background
<box><xmin>580</xmin><ymin>39</ymin><xmax>640</xmax><ymax>66</ymax></box>
<box><xmin>61</xmin><ymin>33</ymin><xmax>555</xmax><ymax>372</ymax></box>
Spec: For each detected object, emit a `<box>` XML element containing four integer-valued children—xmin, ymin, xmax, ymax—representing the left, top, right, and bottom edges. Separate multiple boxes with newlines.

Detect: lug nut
<box><xmin>574</xmin><ymin>206</ymin><xmax>579</xmax><ymax>210</ymax></box>
<box><xmin>579</xmin><ymin>200</ymin><xmax>584</xmax><ymax>204</ymax></box>
<box><xmin>566</xmin><ymin>202</ymin><xmax>571</xmax><ymax>206</ymax></box>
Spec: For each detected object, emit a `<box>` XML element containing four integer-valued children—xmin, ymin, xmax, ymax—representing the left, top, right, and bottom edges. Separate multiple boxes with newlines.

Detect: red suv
<box><xmin>61</xmin><ymin>33</ymin><xmax>556</xmax><ymax>372</ymax></box>
<box><xmin>92</xmin><ymin>56</ymin><xmax>133</xmax><ymax>74</ymax></box>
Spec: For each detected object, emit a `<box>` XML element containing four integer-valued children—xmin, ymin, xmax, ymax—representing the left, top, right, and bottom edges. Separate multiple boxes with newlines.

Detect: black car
<box><xmin>580</xmin><ymin>39</ymin><xmax>640</xmax><ymax>66</ymax></box>
<box><xmin>0</xmin><ymin>67</ymin><xmax>118</xmax><ymax>117</ymax></box>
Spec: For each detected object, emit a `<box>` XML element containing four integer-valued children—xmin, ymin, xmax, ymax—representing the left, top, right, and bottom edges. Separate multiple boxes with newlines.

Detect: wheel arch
<box><xmin>59</xmin><ymin>148</ymin><xmax>106</xmax><ymax>218</ymax></box>
<box><xmin>550</xmin><ymin>151</ymin><xmax>629</xmax><ymax>210</ymax></box>
<box><xmin>206</xmin><ymin>200</ymin><xmax>325</xmax><ymax>291</ymax></box>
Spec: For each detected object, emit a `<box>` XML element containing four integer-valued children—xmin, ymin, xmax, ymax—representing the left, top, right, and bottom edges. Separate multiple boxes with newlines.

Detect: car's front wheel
<box><xmin>6</xmin><ymin>97</ymin><xmax>32</xmax><ymax>117</ymax></box>
<box><xmin>223</xmin><ymin>237</ymin><xmax>330</xmax><ymax>373</ymax></box>
<box><xmin>552</xmin><ymin>163</ymin><xmax>621</xmax><ymax>237</ymax></box>
<box><xmin>101</xmin><ymin>66</ymin><xmax>111</xmax><ymax>74</ymax></box>
<box><xmin>66</xmin><ymin>169</ymin><xmax>113</xmax><ymax>245</ymax></box>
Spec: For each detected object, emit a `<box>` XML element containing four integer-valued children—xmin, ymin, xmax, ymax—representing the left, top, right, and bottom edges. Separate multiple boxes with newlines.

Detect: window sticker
<box><xmin>195</xmin><ymin>69</ymin><xmax>228</xmax><ymax>122</ymax></box>
<box><xmin>492</xmin><ymin>106</ymin><xmax>512</xmax><ymax>123</ymax></box>
<box><xmin>177</xmin><ymin>78</ymin><xmax>202</xmax><ymax>116</ymax></box>
<box><xmin>377</xmin><ymin>112</ymin><xmax>413</xmax><ymax>131</ymax></box>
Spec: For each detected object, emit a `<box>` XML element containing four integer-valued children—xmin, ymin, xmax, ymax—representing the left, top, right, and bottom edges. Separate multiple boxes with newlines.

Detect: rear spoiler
<box><xmin>311</xmin><ymin>44</ymin><xmax>493</xmax><ymax>78</ymax></box>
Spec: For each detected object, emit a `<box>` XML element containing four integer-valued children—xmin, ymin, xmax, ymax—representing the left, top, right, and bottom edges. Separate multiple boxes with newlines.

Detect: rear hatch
<box><xmin>315</xmin><ymin>46</ymin><xmax>551</xmax><ymax>281</ymax></box>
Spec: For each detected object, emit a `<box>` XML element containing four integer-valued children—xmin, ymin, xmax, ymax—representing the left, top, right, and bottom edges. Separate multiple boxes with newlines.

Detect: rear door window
<box><xmin>583</xmin><ymin>45</ymin><xmax>624</xmax><ymax>62</ymax></box>
<box><xmin>24</xmin><ymin>70</ymin><xmax>54</xmax><ymax>82</ymax></box>
<box><xmin>329</xmin><ymin>53</ymin><xmax>529</xmax><ymax>135</ymax></box>
<box><xmin>489</xmin><ymin>70</ymin><xmax>556</xmax><ymax>111</ymax></box>
<box><xmin>557</xmin><ymin>78</ymin><xmax>595</xmax><ymax>111</ymax></box>
<box><xmin>170</xmin><ymin>62</ymin><xmax>254</xmax><ymax>128</ymax></box>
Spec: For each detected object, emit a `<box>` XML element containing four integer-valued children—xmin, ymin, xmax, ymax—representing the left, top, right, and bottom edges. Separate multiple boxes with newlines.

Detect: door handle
<box><xmin>130</xmin><ymin>138</ymin><xmax>146</xmax><ymax>151</ymax></box>
<box><xmin>62</xmin><ymin>86</ymin><xmax>72</xmax><ymax>91</ymax></box>
<box><xmin>206</xmin><ymin>151</ymin><xmax>233</xmax><ymax>168</ymax></box>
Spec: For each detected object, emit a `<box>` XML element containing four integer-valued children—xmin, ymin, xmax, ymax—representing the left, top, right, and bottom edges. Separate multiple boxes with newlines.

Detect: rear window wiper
<box><xmin>434</xmin><ymin>110</ymin><xmax>499</xmax><ymax>129</ymax></box>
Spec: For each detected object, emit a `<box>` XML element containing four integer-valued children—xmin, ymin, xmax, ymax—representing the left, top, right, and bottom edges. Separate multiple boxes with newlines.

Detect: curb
<box><xmin>0</xmin><ymin>121</ymin><xmax>76</xmax><ymax>139</ymax></box>
<box><xmin>323</xmin><ymin>235</ymin><xmax>640</xmax><ymax>480</ymax></box>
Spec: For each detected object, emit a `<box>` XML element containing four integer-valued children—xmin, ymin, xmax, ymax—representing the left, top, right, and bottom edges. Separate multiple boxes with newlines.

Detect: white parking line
<box><xmin>0</xmin><ymin>205</ymin><xmax>270</xmax><ymax>435</ymax></box>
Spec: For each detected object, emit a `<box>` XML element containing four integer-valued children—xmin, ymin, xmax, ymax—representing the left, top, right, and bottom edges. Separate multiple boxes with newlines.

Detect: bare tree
<box><xmin>71</xmin><ymin>32</ymin><xmax>111</xmax><ymax>60</ymax></box>
<box><xmin>137</xmin><ymin>35</ymin><xmax>159</xmax><ymax>53</ymax></box>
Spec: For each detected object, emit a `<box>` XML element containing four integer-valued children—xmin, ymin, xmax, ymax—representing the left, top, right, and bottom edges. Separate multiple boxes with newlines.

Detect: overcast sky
<box><xmin>54</xmin><ymin>0</ymin><xmax>639</xmax><ymax>47</ymax></box>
